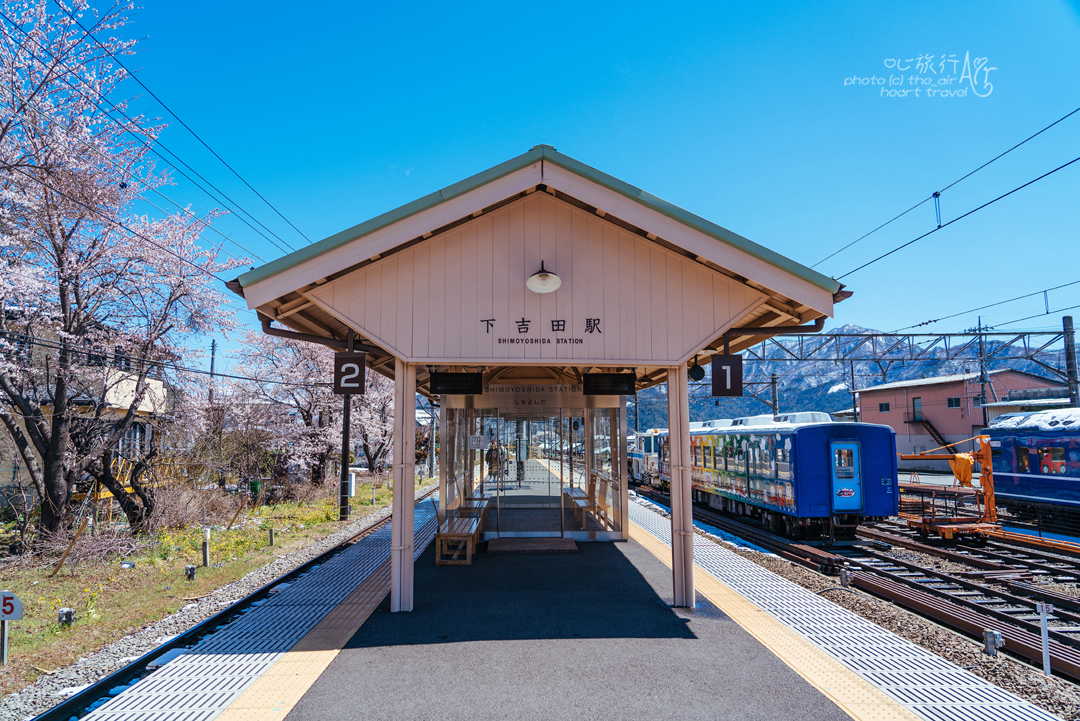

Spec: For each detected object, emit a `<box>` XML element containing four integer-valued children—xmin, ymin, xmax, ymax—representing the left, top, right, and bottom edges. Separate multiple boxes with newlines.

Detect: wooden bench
<box><xmin>456</xmin><ymin>497</ymin><xmax>490</xmax><ymax>524</ymax></box>
<box><xmin>564</xmin><ymin>487</ymin><xmax>599</xmax><ymax>530</ymax></box>
<box><xmin>434</xmin><ymin>502</ymin><xmax>481</xmax><ymax>565</ymax></box>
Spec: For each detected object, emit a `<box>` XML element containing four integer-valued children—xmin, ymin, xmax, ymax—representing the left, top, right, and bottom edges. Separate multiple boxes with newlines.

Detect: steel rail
<box><xmin>852</xmin><ymin>572</ymin><xmax>1080</xmax><ymax>682</ymax></box>
<box><xmin>31</xmin><ymin>488</ymin><xmax>436</xmax><ymax>721</ymax></box>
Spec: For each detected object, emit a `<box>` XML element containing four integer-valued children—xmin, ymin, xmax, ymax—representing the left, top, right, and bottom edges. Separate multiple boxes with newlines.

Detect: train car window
<box><xmin>1037</xmin><ymin>447</ymin><xmax>1067</xmax><ymax>475</ymax></box>
<box><xmin>1017</xmin><ymin>447</ymin><xmax>1030</xmax><ymax>473</ymax></box>
<box><xmin>725</xmin><ymin>445</ymin><xmax>734</xmax><ymax>471</ymax></box>
<box><xmin>834</xmin><ymin>448</ymin><xmax>855</xmax><ymax>479</ymax></box>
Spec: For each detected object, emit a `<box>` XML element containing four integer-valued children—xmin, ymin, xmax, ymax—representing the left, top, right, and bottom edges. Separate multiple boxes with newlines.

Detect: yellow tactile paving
<box><xmin>215</xmin><ymin>560</ymin><xmax>392</xmax><ymax>721</ymax></box>
<box><xmin>630</xmin><ymin>521</ymin><xmax>921</xmax><ymax>721</ymax></box>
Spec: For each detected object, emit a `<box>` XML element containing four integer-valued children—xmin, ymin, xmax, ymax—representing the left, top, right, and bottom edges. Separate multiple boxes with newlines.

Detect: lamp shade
<box><xmin>526</xmin><ymin>261</ymin><xmax>561</xmax><ymax>294</ymax></box>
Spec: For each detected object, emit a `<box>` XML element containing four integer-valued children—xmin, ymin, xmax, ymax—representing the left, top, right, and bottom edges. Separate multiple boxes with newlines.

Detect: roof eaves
<box><xmin>237</xmin><ymin>144</ymin><xmax>840</xmax><ymax>296</ymax></box>
<box><xmin>237</xmin><ymin>146</ymin><xmax>546</xmax><ymax>289</ymax></box>
<box><xmin>537</xmin><ymin>147</ymin><xmax>840</xmax><ymax>295</ymax></box>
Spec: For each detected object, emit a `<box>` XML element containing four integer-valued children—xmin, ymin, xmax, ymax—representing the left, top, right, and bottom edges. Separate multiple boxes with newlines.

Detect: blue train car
<box><xmin>987</xmin><ymin>409</ymin><xmax>1080</xmax><ymax>516</ymax></box>
<box><xmin>657</xmin><ymin>417</ymin><xmax>898</xmax><ymax>540</ymax></box>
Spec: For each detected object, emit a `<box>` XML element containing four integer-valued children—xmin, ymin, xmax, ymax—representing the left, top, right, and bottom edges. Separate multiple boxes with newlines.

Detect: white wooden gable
<box><xmin>306</xmin><ymin>191</ymin><xmax>765</xmax><ymax>366</ymax></box>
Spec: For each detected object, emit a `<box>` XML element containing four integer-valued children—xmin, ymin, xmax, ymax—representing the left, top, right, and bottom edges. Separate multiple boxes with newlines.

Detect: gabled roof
<box><xmin>236</xmin><ymin>145</ymin><xmax>840</xmax><ymax>295</ymax></box>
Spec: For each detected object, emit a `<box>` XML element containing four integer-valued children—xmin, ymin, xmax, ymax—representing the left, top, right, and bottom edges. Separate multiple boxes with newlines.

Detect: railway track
<box><xmin>34</xmin><ymin>489</ymin><xmax>436</xmax><ymax>721</ymax></box>
<box><xmin>633</xmin><ymin>486</ymin><xmax>1080</xmax><ymax>682</ymax></box>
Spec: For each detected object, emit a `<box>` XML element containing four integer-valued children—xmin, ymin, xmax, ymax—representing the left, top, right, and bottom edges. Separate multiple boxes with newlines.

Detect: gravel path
<box><xmin>632</xmin><ymin>496</ymin><xmax>1080</xmax><ymax>721</ymax></box>
<box><xmin>0</xmin><ymin>483</ymin><xmax>436</xmax><ymax>721</ymax></box>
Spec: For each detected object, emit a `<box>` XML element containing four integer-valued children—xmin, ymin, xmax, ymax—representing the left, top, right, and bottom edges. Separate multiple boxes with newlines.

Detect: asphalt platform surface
<box><xmin>285</xmin><ymin>537</ymin><xmax>848</xmax><ymax>721</ymax></box>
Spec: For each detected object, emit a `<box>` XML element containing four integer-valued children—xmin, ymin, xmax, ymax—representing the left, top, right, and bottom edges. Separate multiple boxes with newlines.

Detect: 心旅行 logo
<box><xmin>843</xmin><ymin>52</ymin><xmax>995</xmax><ymax>98</ymax></box>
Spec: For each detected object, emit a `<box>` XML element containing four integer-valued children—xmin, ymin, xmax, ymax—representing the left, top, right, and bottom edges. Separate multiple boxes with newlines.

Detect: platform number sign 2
<box><xmin>710</xmin><ymin>355</ymin><xmax>743</xmax><ymax>397</ymax></box>
<box><xmin>333</xmin><ymin>352</ymin><xmax>367</xmax><ymax>395</ymax></box>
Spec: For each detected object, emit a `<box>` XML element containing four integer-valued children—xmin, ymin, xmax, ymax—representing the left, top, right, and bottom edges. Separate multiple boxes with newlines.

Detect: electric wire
<box><xmin>55</xmin><ymin>2</ymin><xmax>313</xmax><ymax>246</ymax></box>
<box><xmin>988</xmin><ymin>303</ymin><xmax>1080</xmax><ymax>330</ymax></box>
<box><xmin>0</xmin><ymin>10</ymin><xmax>297</xmax><ymax>256</ymax></box>
<box><xmin>0</xmin><ymin>332</ymin><xmax>331</xmax><ymax>387</ymax></box>
<box><xmin>8</xmin><ymin>164</ymin><xmax>229</xmax><ymax>282</ymax></box>
<box><xmin>893</xmin><ymin>279</ymin><xmax>1080</xmax><ymax>332</ymax></box>
<box><xmin>812</xmin><ymin>104</ymin><xmax>1080</xmax><ymax>270</ymax></box>
<box><xmin>837</xmin><ymin>153</ymin><xmax>1080</xmax><ymax>279</ymax></box>
<box><xmin>5</xmin><ymin>82</ymin><xmax>267</xmax><ymax>263</ymax></box>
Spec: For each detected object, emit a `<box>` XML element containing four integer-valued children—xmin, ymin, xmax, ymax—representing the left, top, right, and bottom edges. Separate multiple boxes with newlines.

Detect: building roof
<box><xmin>236</xmin><ymin>145</ymin><xmax>840</xmax><ymax>295</ymax></box>
<box><xmin>981</xmin><ymin>398</ymin><xmax>1072</xmax><ymax>409</ymax></box>
<box><xmin>855</xmin><ymin>369</ymin><xmax>1064</xmax><ymax>395</ymax></box>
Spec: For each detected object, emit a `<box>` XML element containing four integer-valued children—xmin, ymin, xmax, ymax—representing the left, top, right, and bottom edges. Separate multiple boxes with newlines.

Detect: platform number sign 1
<box><xmin>333</xmin><ymin>352</ymin><xmax>367</xmax><ymax>395</ymax></box>
<box><xmin>710</xmin><ymin>355</ymin><xmax>744</xmax><ymax>397</ymax></box>
<box><xmin>1</xmin><ymin>591</ymin><xmax>22</xmax><ymax>665</ymax></box>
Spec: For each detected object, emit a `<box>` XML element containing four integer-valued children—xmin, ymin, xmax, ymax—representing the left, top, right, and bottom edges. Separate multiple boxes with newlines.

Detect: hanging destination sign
<box><xmin>430</xmin><ymin>372</ymin><xmax>484</xmax><ymax>395</ymax></box>
<box><xmin>582</xmin><ymin>373</ymin><xmax>637</xmax><ymax>396</ymax></box>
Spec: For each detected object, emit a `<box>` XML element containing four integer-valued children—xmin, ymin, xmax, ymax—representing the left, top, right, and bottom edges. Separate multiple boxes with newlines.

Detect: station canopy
<box><xmin>229</xmin><ymin>145</ymin><xmax>847</xmax><ymax>394</ymax></box>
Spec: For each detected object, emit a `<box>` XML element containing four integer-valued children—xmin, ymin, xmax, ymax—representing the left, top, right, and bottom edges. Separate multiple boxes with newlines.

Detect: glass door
<box><xmin>492</xmin><ymin>411</ymin><xmax>566</xmax><ymax>537</ymax></box>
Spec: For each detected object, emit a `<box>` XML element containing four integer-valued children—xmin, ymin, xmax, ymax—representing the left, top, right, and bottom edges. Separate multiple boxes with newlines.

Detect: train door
<box><xmin>829</xmin><ymin>440</ymin><xmax>864</xmax><ymax>512</ymax></box>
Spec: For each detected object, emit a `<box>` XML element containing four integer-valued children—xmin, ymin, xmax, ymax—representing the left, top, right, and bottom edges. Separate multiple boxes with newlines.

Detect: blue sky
<box><xmin>115</xmin><ymin>1</ymin><xmax>1080</xmax><ymax>372</ymax></box>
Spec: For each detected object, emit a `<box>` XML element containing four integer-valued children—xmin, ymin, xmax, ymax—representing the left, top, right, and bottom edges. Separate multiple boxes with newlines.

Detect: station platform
<box><xmin>81</xmin><ymin>501</ymin><xmax>1059</xmax><ymax>721</ymax></box>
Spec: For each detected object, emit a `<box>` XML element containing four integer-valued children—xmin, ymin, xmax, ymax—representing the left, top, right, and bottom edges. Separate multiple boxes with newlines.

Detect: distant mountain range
<box><xmin>629</xmin><ymin>324</ymin><xmax>1068</xmax><ymax>430</ymax></box>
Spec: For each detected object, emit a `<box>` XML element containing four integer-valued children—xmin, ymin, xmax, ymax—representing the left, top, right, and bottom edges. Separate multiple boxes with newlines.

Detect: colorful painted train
<box><xmin>988</xmin><ymin>408</ymin><xmax>1080</xmax><ymax>519</ymax></box>
<box><xmin>640</xmin><ymin>415</ymin><xmax>899</xmax><ymax>540</ymax></box>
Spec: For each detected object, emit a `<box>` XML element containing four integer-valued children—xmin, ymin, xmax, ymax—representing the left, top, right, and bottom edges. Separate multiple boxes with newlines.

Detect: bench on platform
<box><xmin>433</xmin><ymin>501</ymin><xmax>481</xmax><ymax>565</ymax></box>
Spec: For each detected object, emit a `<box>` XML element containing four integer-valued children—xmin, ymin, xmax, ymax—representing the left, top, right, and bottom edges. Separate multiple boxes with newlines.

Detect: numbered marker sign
<box><xmin>710</xmin><ymin>355</ymin><xmax>744</xmax><ymax>397</ymax></box>
<box><xmin>1</xmin><ymin>592</ymin><xmax>22</xmax><ymax>620</ymax></box>
<box><xmin>333</xmin><ymin>352</ymin><xmax>367</xmax><ymax>395</ymax></box>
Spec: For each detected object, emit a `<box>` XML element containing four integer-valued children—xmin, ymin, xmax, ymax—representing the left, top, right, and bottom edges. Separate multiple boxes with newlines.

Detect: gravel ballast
<box><xmin>0</xmin><ymin>484</ymin><xmax>435</xmax><ymax>721</ymax></box>
<box><xmin>631</xmin><ymin>494</ymin><xmax>1080</xmax><ymax>721</ymax></box>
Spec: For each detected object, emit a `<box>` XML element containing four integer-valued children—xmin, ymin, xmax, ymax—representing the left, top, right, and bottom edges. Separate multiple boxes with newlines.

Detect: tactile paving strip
<box><xmin>629</xmin><ymin>501</ymin><xmax>1058</xmax><ymax>721</ymax></box>
<box><xmin>84</xmin><ymin>503</ymin><xmax>438</xmax><ymax>721</ymax></box>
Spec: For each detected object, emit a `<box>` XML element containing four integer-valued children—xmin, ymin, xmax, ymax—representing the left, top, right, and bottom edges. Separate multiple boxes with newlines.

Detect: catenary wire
<box><xmin>812</xmin><ymin>104</ymin><xmax>1080</xmax><ymax>269</ymax></box>
<box><xmin>0</xmin><ymin>10</ymin><xmax>297</xmax><ymax>256</ymax></box>
<box><xmin>837</xmin><ymin>153</ymin><xmax>1080</xmax><ymax>279</ymax></box>
<box><xmin>55</xmin><ymin>2</ymin><xmax>313</xmax><ymax>246</ymax></box>
<box><xmin>893</xmin><ymin>279</ymin><xmax>1080</xmax><ymax>332</ymax></box>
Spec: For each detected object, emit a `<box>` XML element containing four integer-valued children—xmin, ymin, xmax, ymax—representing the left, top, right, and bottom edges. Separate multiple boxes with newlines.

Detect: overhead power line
<box><xmin>0</xmin><ymin>332</ymin><xmax>330</xmax><ymax>387</ymax></box>
<box><xmin>813</xmin><ymin>104</ymin><xmax>1080</xmax><ymax>269</ymax></box>
<box><xmin>837</xmin><ymin>153</ymin><xmax>1080</xmax><ymax>279</ymax></box>
<box><xmin>0</xmin><ymin>10</ymin><xmax>297</xmax><ymax>256</ymax></box>
<box><xmin>9</xmin><ymin>165</ymin><xmax>229</xmax><ymax>283</ymax></box>
<box><xmin>894</xmin><ymin>279</ymin><xmax>1080</xmax><ymax>332</ymax></box>
<box><xmin>989</xmin><ymin>304</ymin><xmax>1080</xmax><ymax>330</ymax></box>
<box><xmin>56</xmin><ymin>2</ymin><xmax>314</xmax><ymax>247</ymax></box>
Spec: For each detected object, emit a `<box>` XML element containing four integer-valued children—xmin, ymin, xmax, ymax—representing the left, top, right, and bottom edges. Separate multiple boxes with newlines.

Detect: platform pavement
<box><xmin>285</xmin><ymin>534</ymin><xmax>854</xmax><ymax>721</ymax></box>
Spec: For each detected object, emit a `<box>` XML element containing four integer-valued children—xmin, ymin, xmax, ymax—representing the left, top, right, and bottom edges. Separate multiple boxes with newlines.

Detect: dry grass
<box><xmin>0</xmin><ymin>474</ymin><xmax>424</xmax><ymax>698</ymax></box>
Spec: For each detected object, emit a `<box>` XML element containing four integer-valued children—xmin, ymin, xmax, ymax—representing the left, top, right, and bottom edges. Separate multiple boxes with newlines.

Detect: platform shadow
<box><xmin>346</xmin><ymin>540</ymin><xmax>700</xmax><ymax>648</ymax></box>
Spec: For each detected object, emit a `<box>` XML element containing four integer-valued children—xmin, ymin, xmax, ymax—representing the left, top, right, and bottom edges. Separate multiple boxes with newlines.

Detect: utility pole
<box><xmin>208</xmin><ymin>339</ymin><xmax>216</xmax><ymax>404</ymax></box>
<box><xmin>1065</xmin><ymin>315</ymin><xmax>1079</xmax><ymax>408</ymax></box>
<box><xmin>978</xmin><ymin>317</ymin><xmax>989</xmax><ymax>428</ymax></box>
<box><xmin>770</xmin><ymin>373</ymin><xmax>779</xmax><ymax>414</ymax></box>
<box><xmin>850</xmin><ymin>361</ymin><xmax>858</xmax><ymax>422</ymax></box>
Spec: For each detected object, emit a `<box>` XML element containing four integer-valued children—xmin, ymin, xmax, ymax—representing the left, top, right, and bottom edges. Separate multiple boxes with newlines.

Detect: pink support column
<box><xmin>391</xmin><ymin>359</ymin><xmax>416</xmax><ymax>612</ymax></box>
<box><xmin>668</xmin><ymin>364</ymin><xmax>695</xmax><ymax>607</ymax></box>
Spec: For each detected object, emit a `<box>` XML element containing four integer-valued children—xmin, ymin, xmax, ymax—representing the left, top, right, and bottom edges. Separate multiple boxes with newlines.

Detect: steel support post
<box><xmin>668</xmin><ymin>364</ymin><xmax>695</xmax><ymax>607</ymax></box>
<box><xmin>390</xmin><ymin>359</ymin><xmax>416</xmax><ymax>613</ymax></box>
<box><xmin>1065</xmin><ymin>316</ymin><xmax>1079</xmax><ymax>408</ymax></box>
<box><xmin>620</xmin><ymin>395</ymin><xmax>630</xmax><ymax>541</ymax></box>
<box><xmin>339</xmin><ymin>392</ymin><xmax>351</xmax><ymax>521</ymax></box>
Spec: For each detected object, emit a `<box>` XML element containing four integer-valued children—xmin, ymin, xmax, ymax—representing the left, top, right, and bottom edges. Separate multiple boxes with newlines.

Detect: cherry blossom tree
<box><xmin>230</xmin><ymin>332</ymin><xmax>341</xmax><ymax>485</ymax></box>
<box><xmin>0</xmin><ymin>1</ymin><xmax>242</xmax><ymax>538</ymax></box>
<box><xmin>229</xmin><ymin>331</ymin><xmax>398</xmax><ymax>482</ymax></box>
